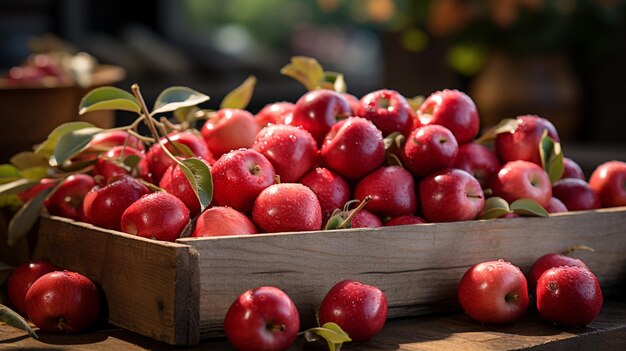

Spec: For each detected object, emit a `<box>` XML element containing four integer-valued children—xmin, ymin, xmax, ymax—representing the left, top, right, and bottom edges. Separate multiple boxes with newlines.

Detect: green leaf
<box><xmin>78</xmin><ymin>86</ymin><xmax>141</xmax><ymax>115</ymax></box>
<box><xmin>510</xmin><ymin>199</ymin><xmax>549</xmax><ymax>217</ymax></box>
<box><xmin>0</xmin><ymin>194</ymin><xmax>23</xmax><ymax>211</ymax></box>
<box><xmin>179</xmin><ymin>158</ymin><xmax>213</xmax><ymax>212</ymax></box>
<box><xmin>168</xmin><ymin>141</ymin><xmax>194</xmax><ymax>158</ymax></box>
<box><xmin>324</xmin><ymin>214</ymin><xmax>344</xmax><ymax>230</ymax></box>
<box><xmin>220</xmin><ymin>76</ymin><xmax>257</xmax><ymax>110</ymax></box>
<box><xmin>7</xmin><ymin>184</ymin><xmax>56</xmax><ymax>246</ymax></box>
<box><xmin>52</xmin><ymin>127</ymin><xmax>103</xmax><ymax>166</ymax></box>
<box><xmin>123</xmin><ymin>154</ymin><xmax>141</xmax><ymax>170</ymax></box>
<box><xmin>304</xmin><ymin>322</ymin><xmax>352</xmax><ymax>351</ymax></box>
<box><xmin>333</xmin><ymin>73</ymin><xmax>347</xmax><ymax>94</ymax></box>
<box><xmin>173</xmin><ymin>106</ymin><xmax>200</xmax><ymax>124</ymax></box>
<box><xmin>475</xmin><ymin>118</ymin><xmax>521</xmax><ymax>144</ymax></box>
<box><xmin>0</xmin><ymin>304</ymin><xmax>38</xmax><ymax>339</ymax></box>
<box><xmin>281</xmin><ymin>56</ymin><xmax>326</xmax><ymax>91</ymax></box>
<box><xmin>480</xmin><ymin>197</ymin><xmax>512</xmax><ymax>219</ymax></box>
<box><xmin>539</xmin><ymin>130</ymin><xmax>564</xmax><ymax>184</ymax></box>
<box><xmin>0</xmin><ymin>165</ymin><xmax>20</xmax><ymax>184</ymax></box>
<box><xmin>320</xmin><ymin>72</ymin><xmax>347</xmax><ymax>93</ymax></box>
<box><xmin>18</xmin><ymin>167</ymin><xmax>48</xmax><ymax>181</ymax></box>
<box><xmin>10</xmin><ymin>152</ymin><xmax>49</xmax><ymax>170</ymax></box>
<box><xmin>384</xmin><ymin>132</ymin><xmax>406</xmax><ymax>167</ymax></box>
<box><xmin>34</xmin><ymin>121</ymin><xmax>95</xmax><ymax>158</ymax></box>
<box><xmin>152</xmin><ymin>86</ymin><xmax>210</xmax><ymax>115</ymax></box>
<box><xmin>0</xmin><ymin>178</ymin><xmax>39</xmax><ymax>196</ymax></box>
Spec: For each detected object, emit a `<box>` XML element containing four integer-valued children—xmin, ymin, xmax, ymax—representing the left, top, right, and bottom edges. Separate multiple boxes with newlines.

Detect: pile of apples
<box><xmin>20</xmin><ymin>57</ymin><xmax>625</xmax><ymax>243</ymax></box>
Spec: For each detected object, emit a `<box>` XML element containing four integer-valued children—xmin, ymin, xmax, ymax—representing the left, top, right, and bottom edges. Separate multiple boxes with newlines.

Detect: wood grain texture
<box><xmin>178</xmin><ymin>206</ymin><xmax>626</xmax><ymax>338</ymax></box>
<box><xmin>1</xmin><ymin>299</ymin><xmax>626</xmax><ymax>350</ymax></box>
<box><xmin>34</xmin><ymin>216</ymin><xmax>200</xmax><ymax>345</ymax></box>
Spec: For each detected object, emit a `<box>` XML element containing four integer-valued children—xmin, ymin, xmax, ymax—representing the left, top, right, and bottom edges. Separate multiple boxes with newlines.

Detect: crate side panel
<box><xmin>181</xmin><ymin>207</ymin><xmax>626</xmax><ymax>338</ymax></box>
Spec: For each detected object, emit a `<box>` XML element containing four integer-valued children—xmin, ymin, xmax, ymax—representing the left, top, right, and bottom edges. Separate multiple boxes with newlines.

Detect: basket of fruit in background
<box><xmin>0</xmin><ymin>56</ymin><xmax>625</xmax><ymax>348</ymax></box>
<box><xmin>0</xmin><ymin>37</ymin><xmax>125</xmax><ymax>163</ymax></box>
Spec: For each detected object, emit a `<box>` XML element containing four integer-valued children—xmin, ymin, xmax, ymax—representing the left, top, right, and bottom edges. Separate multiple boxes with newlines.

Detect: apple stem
<box><xmin>131</xmin><ymin>84</ymin><xmax>185</xmax><ymax>167</ymax></box>
<box><xmin>562</xmin><ymin>244</ymin><xmax>595</xmax><ymax>256</ymax></box>
<box><xmin>505</xmin><ymin>293</ymin><xmax>518</xmax><ymax>304</ymax></box>
<box><xmin>267</xmin><ymin>323</ymin><xmax>286</xmax><ymax>332</ymax></box>
<box><xmin>339</xmin><ymin>195</ymin><xmax>372</xmax><ymax>229</ymax></box>
<box><xmin>274</xmin><ymin>175</ymin><xmax>281</xmax><ymax>184</ymax></box>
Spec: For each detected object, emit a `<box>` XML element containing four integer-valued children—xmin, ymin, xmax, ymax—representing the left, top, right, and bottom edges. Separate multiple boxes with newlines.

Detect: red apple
<box><xmin>552</xmin><ymin>178</ymin><xmax>601</xmax><ymax>211</ymax></box>
<box><xmin>351</xmin><ymin>209</ymin><xmax>383</xmax><ymax>228</ymax></box>
<box><xmin>25</xmin><ymin>271</ymin><xmax>100</xmax><ymax>333</ymax></box>
<box><xmin>358</xmin><ymin>89</ymin><xmax>415</xmax><ymax>137</ymax></box>
<box><xmin>288</xmin><ymin>89</ymin><xmax>351</xmax><ymax>144</ymax></box>
<box><xmin>300</xmin><ymin>167</ymin><xmax>351</xmax><ymax>221</ymax></box>
<box><xmin>192</xmin><ymin>206</ymin><xmax>258</xmax><ymax>237</ymax></box>
<box><xmin>7</xmin><ymin>260</ymin><xmax>59</xmax><ymax>315</ymax></box>
<box><xmin>384</xmin><ymin>215</ymin><xmax>426</xmax><ymax>226</ymax></box>
<box><xmin>87</xmin><ymin>130</ymin><xmax>145</xmax><ymax>152</ymax></box>
<box><xmin>44</xmin><ymin>174</ymin><xmax>95</xmax><ymax>220</ymax></box>
<box><xmin>402</xmin><ymin>125</ymin><xmax>459</xmax><ymax>178</ymax></box>
<box><xmin>18</xmin><ymin>178</ymin><xmax>57</xmax><ymax>203</ymax></box>
<box><xmin>255</xmin><ymin>101</ymin><xmax>294</xmax><ymax>128</ymax></box>
<box><xmin>545</xmin><ymin>197</ymin><xmax>568</xmax><ymax>213</ymax></box>
<box><xmin>147</xmin><ymin>131</ymin><xmax>213</xmax><ymax>182</ymax></box>
<box><xmin>452</xmin><ymin>142</ymin><xmax>501</xmax><ymax>188</ymax></box>
<box><xmin>224</xmin><ymin>286</ymin><xmax>299</xmax><ymax>351</ymax></box>
<box><xmin>343</xmin><ymin>93</ymin><xmax>362</xmax><ymax>116</ymax></box>
<box><xmin>320</xmin><ymin>117</ymin><xmax>385</xmax><ymax>180</ymax></box>
<box><xmin>536</xmin><ymin>266</ymin><xmax>603</xmax><ymax>326</ymax></box>
<box><xmin>212</xmin><ymin>149</ymin><xmax>276</xmax><ymax>214</ymax></box>
<box><xmin>95</xmin><ymin>146</ymin><xmax>151</xmax><ymax>183</ymax></box>
<box><xmin>82</xmin><ymin>175</ymin><xmax>151</xmax><ymax>231</ymax></box>
<box><xmin>589</xmin><ymin>160</ymin><xmax>626</xmax><ymax>207</ymax></box>
<box><xmin>120</xmin><ymin>192</ymin><xmax>190</xmax><ymax>242</ymax></box>
<box><xmin>159</xmin><ymin>158</ymin><xmax>212</xmax><ymax>217</ymax></box>
<box><xmin>561</xmin><ymin>157</ymin><xmax>585</xmax><ymax>180</ymax></box>
<box><xmin>354</xmin><ymin>166</ymin><xmax>418</xmax><ymax>217</ymax></box>
<box><xmin>491</xmin><ymin>160</ymin><xmax>552</xmax><ymax>208</ymax></box>
<box><xmin>419</xmin><ymin>168</ymin><xmax>484</xmax><ymax>222</ymax></box>
<box><xmin>252</xmin><ymin>124</ymin><xmax>318</xmax><ymax>183</ymax></box>
<box><xmin>318</xmin><ymin>280</ymin><xmax>388</xmax><ymax>342</ymax></box>
<box><xmin>458</xmin><ymin>260</ymin><xmax>530</xmax><ymax>324</ymax></box>
<box><xmin>527</xmin><ymin>253</ymin><xmax>588</xmax><ymax>293</ymax></box>
<box><xmin>201</xmin><ymin>108</ymin><xmax>260</xmax><ymax>158</ymax></box>
<box><xmin>495</xmin><ymin>115</ymin><xmax>560</xmax><ymax>165</ymax></box>
<box><xmin>417</xmin><ymin>89</ymin><xmax>480</xmax><ymax>145</ymax></box>
<box><xmin>252</xmin><ymin>183</ymin><xmax>322</xmax><ymax>233</ymax></box>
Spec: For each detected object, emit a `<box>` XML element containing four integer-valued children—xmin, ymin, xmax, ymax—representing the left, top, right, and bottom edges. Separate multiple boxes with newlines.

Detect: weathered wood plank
<box><xmin>34</xmin><ymin>216</ymin><xmax>200</xmax><ymax>345</ymax></box>
<box><xmin>178</xmin><ymin>206</ymin><xmax>626</xmax><ymax>338</ymax></box>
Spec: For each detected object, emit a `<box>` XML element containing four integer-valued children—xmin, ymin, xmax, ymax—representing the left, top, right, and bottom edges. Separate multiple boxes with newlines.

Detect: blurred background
<box><xmin>1</xmin><ymin>0</ymin><xmax>625</xmax><ymax>170</ymax></box>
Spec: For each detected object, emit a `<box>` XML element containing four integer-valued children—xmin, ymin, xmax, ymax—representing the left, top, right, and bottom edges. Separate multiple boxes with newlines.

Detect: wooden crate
<box><xmin>34</xmin><ymin>207</ymin><xmax>626</xmax><ymax>345</ymax></box>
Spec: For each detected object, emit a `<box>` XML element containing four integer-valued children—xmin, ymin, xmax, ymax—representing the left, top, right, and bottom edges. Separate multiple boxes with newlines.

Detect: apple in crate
<box><xmin>224</xmin><ymin>286</ymin><xmax>299</xmax><ymax>351</ymax></box>
<box><xmin>402</xmin><ymin>125</ymin><xmax>459</xmax><ymax>178</ymax></box>
<box><xmin>552</xmin><ymin>178</ymin><xmax>601</xmax><ymax>211</ymax></box>
<box><xmin>589</xmin><ymin>160</ymin><xmax>626</xmax><ymax>207</ymax></box>
<box><xmin>300</xmin><ymin>167</ymin><xmax>351</xmax><ymax>221</ymax></box>
<box><xmin>318</xmin><ymin>280</ymin><xmax>388</xmax><ymax>342</ymax></box>
<box><xmin>491</xmin><ymin>160</ymin><xmax>552</xmax><ymax>208</ymax></box>
<box><xmin>192</xmin><ymin>206</ymin><xmax>258</xmax><ymax>237</ymax></box>
<box><xmin>44</xmin><ymin>174</ymin><xmax>95</xmax><ymax>220</ymax></box>
<box><xmin>252</xmin><ymin>183</ymin><xmax>322</xmax><ymax>233</ymax></box>
<box><xmin>159</xmin><ymin>158</ymin><xmax>212</xmax><ymax>217</ymax></box>
<box><xmin>255</xmin><ymin>101</ymin><xmax>294</xmax><ymax>128</ymax></box>
<box><xmin>25</xmin><ymin>271</ymin><xmax>100</xmax><ymax>333</ymax></box>
<box><xmin>419</xmin><ymin>168</ymin><xmax>484</xmax><ymax>223</ymax></box>
<box><xmin>495</xmin><ymin>115</ymin><xmax>559</xmax><ymax>165</ymax></box>
<box><xmin>147</xmin><ymin>131</ymin><xmax>213</xmax><ymax>182</ymax></box>
<box><xmin>7</xmin><ymin>260</ymin><xmax>59</xmax><ymax>316</ymax></box>
<box><xmin>452</xmin><ymin>142</ymin><xmax>501</xmax><ymax>188</ymax></box>
<box><xmin>288</xmin><ymin>89</ymin><xmax>351</xmax><ymax>144</ymax></box>
<box><xmin>201</xmin><ymin>108</ymin><xmax>260</xmax><ymax>158</ymax></box>
<box><xmin>212</xmin><ymin>149</ymin><xmax>276</xmax><ymax>214</ymax></box>
<box><xmin>321</xmin><ymin>117</ymin><xmax>385</xmax><ymax>180</ymax></box>
<box><xmin>121</xmin><ymin>192</ymin><xmax>190</xmax><ymax>242</ymax></box>
<box><xmin>536</xmin><ymin>266</ymin><xmax>603</xmax><ymax>326</ymax></box>
<box><xmin>358</xmin><ymin>89</ymin><xmax>415</xmax><ymax>137</ymax></box>
<box><xmin>417</xmin><ymin>89</ymin><xmax>480</xmax><ymax>145</ymax></box>
<box><xmin>458</xmin><ymin>260</ymin><xmax>530</xmax><ymax>324</ymax></box>
<box><xmin>354</xmin><ymin>166</ymin><xmax>417</xmax><ymax>217</ymax></box>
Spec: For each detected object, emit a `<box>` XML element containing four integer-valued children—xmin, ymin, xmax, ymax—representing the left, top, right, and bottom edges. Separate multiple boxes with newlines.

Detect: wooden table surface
<box><xmin>2</xmin><ymin>299</ymin><xmax>625</xmax><ymax>351</ymax></box>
